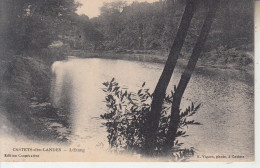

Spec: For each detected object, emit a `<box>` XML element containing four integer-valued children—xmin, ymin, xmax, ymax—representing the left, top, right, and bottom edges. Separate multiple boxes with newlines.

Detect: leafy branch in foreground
<box><xmin>101</xmin><ymin>78</ymin><xmax>201</xmax><ymax>161</ymax></box>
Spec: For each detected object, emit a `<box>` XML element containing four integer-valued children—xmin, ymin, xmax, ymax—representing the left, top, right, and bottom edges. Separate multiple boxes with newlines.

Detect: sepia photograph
<box><xmin>0</xmin><ymin>0</ymin><xmax>255</xmax><ymax>162</ymax></box>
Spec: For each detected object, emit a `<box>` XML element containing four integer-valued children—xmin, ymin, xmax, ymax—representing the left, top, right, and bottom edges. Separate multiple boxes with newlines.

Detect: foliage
<box><xmin>101</xmin><ymin>78</ymin><xmax>201</xmax><ymax>160</ymax></box>
<box><xmin>1</xmin><ymin>0</ymin><xmax>253</xmax><ymax>59</ymax></box>
<box><xmin>89</xmin><ymin>0</ymin><xmax>253</xmax><ymax>52</ymax></box>
<box><xmin>202</xmin><ymin>46</ymin><xmax>253</xmax><ymax>66</ymax></box>
<box><xmin>1</xmin><ymin>0</ymin><xmax>79</xmax><ymax>53</ymax></box>
<box><xmin>3</xmin><ymin>56</ymin><xmax>51</xmax><ymax>101</ymax></box>
<box><xmin>0</xmin><ymin>56</ymin><xmax>68</xmax><ymax>140</ymax></box>
<box><xmin>71</xmin><ymin>15</ymin><xmax>104</xmax><ymax>50</ymax></box>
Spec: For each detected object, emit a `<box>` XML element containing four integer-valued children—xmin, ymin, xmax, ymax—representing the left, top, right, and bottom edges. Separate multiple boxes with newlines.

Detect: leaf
<box><xmin>113</xmin><ymin>86</ymin><xmax>120</xmax><ymax>92</ymax></box>
<box><xmin>137</xmin><ymin>89</ymin><xmax>142</xmax><ymax>95</ymax></box>
<box><xmin>102</xmin><ymin>82</ymin><xmax>109</xmax><ymax>87</ymax></box>
<box><xmin>185</xmin><ymin>120</ymin><xmax>201</xmax><ymax>125</ymax></box>
<box><xmin>111</xmin><ymin>78</ymin><xmax>115</xmax><ymax>83</ymax></box>
<box><xmin>194</xmin><ymin>103</ymin><xmax>201</xmax><ymax>111</ymax></box>
<box><xmin>176</xmin><ymin>131</ymin><xmax>186</xmax><ymax>137</ymax></box>
<box><xmin>142</xmin><ymin>82</ymin><xmax>146</xmax><ymax>87</ymax></box>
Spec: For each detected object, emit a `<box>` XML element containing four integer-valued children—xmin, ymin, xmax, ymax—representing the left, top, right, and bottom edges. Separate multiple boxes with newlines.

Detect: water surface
<box><xmin>51</xmin><ymin>58</ymin><xmax>254</xmax><ymax>160</ymax></box>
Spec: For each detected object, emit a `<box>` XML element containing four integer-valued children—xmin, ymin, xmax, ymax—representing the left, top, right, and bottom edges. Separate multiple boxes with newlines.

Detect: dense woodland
<box><xmin>1</xmin><ymin>0</ymin><xmax>254</xmax><ymax>57</ymax></box>
<box><xmin>90</xmin><ymin>0</ymin><xmax>253</xmax><ymax>52</ymax></box>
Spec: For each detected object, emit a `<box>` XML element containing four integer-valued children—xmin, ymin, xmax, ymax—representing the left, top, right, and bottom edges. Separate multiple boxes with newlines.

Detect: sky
<box><xmin>76</xmin><ymin>0</ymin><xmax>158</xmax><ymax>18</ymax></box>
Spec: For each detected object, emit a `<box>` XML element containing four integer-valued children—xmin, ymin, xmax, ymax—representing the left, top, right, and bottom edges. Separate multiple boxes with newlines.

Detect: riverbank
<box><xmin>0</xmin><ymin>53</ymin><xmax>71</xmax><ymax>142</ymax></box>
<box><xmin>67</xmin><ymin>48</ymin><xmax>254</xmax><ymax>73</ymax></box>
<box><xmin>65</xmin><ymin>49</ymin><xmax>254</xmax><ymax>85</ymax></box>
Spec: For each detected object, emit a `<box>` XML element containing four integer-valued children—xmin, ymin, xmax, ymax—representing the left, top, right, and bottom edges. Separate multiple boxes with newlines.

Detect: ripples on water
<box><xmin>51</xmin><ymin>58</ymin><xmax>254</xmax><ymax>160</ymax></box>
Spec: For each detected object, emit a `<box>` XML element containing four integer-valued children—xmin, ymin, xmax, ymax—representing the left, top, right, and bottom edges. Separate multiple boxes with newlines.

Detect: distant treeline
<box><xmin>84</xmin><ymin>0</ymin><xmax>254</xmax><ymax>53</ymax></box>
<box><xmin>0</xmin><ymin>0</ymin><xmax>254</xmax><ymax>56</ymax></box>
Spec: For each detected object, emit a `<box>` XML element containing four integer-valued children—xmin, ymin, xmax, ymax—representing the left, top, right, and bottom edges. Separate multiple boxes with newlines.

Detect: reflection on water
<box><xmin>51</xmin><ymin>58</ymin><xmax>254</xmax><ymax>160</ymax></box>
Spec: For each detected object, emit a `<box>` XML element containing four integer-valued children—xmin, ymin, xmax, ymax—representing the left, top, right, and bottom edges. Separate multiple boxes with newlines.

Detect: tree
<box><xmin>165</xmin><ymin>0</ymin><xmax>220</xmax><ymax>151</ymax></box>
<box><xmin>1</xmin><ymin>0</ymin><xmax>79</xmax><ymax>53</ymax></box>
<box><xmin>99</xmin><ymin>0</ymin><xmax>127</xmax><ymax>47</ymax></box>
<box><xmin>144</xmin><ymin>0</ymin><xmax>197</xmax><ymax>154</ymax></box>
<box><xmin>71</xmin><ymin>15</ymin><xmax>104</xmax><ymax>50</ymax></box>
<box><xmin>161</xmin><ymin>0</ymin><xmax>185</xmax><ymax>51</ymax></box>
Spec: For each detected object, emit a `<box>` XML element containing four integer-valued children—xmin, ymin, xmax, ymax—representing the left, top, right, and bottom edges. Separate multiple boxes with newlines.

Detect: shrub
<box><xmin>101</xmin><ymin>78</ymin><xmax>201</xmax><ymax>160</ymax></box>
<box><xmin>2</xmin><ymin>57</ymin><xmax>51</xmax><ymax>101</ymax></box>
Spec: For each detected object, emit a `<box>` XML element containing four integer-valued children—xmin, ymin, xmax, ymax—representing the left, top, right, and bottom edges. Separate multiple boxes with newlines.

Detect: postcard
<box><xmin>0</xmin><ymin>0</ymin><xmax>256</xmax><ymax>163</ymax></box>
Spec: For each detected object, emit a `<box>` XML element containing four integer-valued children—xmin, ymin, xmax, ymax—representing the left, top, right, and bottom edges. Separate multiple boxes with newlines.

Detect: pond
<box><xmin>51</xmin><ymin>57</ymin><xmax>254</xmax><ymax>161</ymax></box>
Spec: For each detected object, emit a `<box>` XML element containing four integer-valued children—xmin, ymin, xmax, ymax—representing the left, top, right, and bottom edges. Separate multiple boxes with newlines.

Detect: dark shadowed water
<box><xmin>51</xmin><ymin>58</ymin><xmax>254</xmax><ymax>160</ymax></box>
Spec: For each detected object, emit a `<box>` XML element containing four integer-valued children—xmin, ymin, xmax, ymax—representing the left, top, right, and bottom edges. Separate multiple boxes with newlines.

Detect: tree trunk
<box><xmin>144</xmin><ymin>0</ymin><xmax>197</xmax><ymax>155</ymax></box>
<box><xmin>165</xmin><ymin>0</ymin><xmax>220</xmax><ymax>151</ymax></box>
